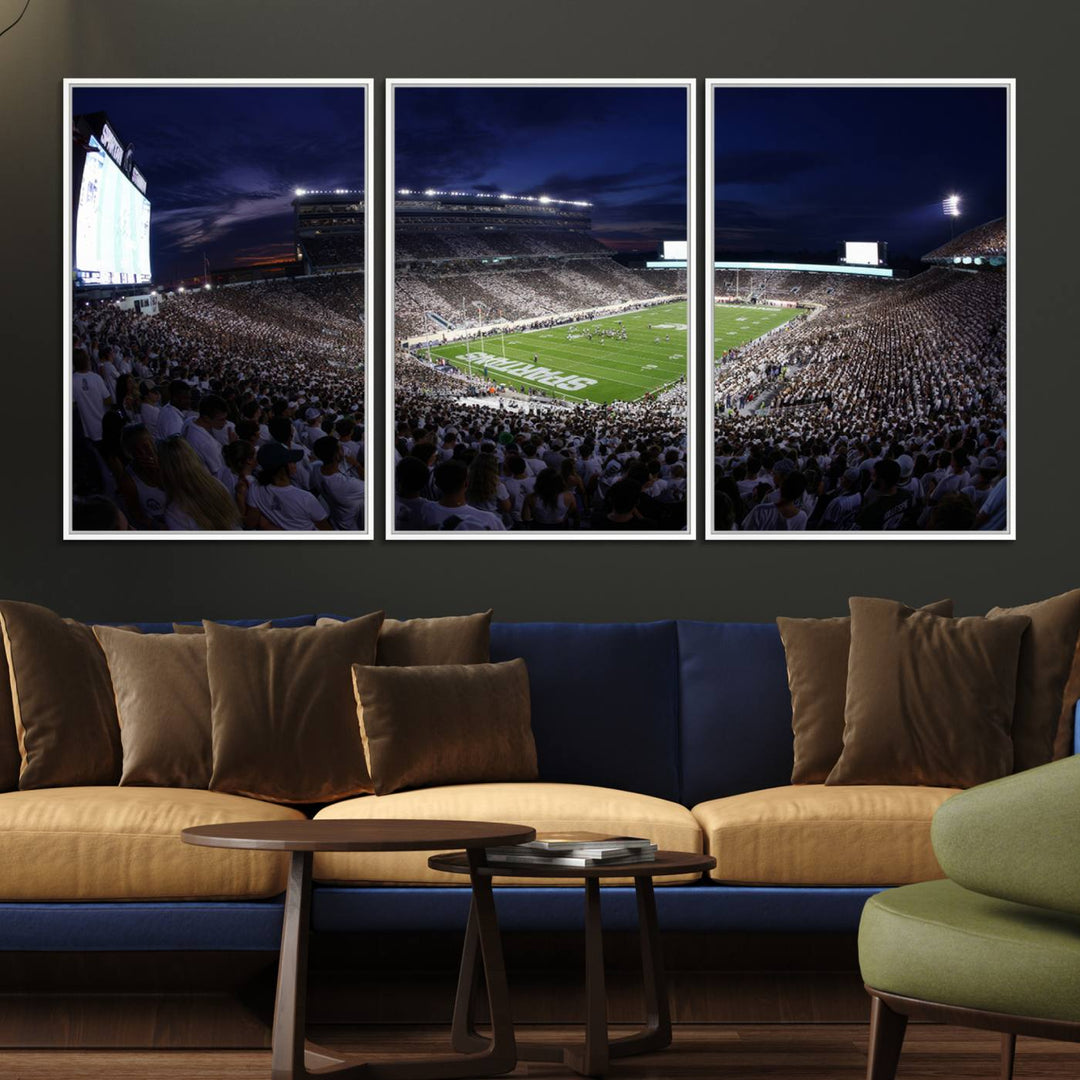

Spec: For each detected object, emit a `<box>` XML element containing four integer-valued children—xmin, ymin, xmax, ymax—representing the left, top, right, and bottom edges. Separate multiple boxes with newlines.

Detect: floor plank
<box><xmin>1</xmin><ymin>1024</ymin><xmax>1078</xmax><ymax>1079</ymax></box>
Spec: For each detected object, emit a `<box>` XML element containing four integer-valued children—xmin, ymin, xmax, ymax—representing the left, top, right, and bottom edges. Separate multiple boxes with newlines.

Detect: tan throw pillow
<box><xmin>352</xmin><ymin>659</ymin><xmax>536</xmax><ymax>796</ymax></box>
<box><xmin>778</xmin><ymin>599</ymin><xmax>954</xmax><ymax>783</ymax></box>
<box><xmin>0</xmin><ymin>601</ymin><xmax>121</xmax><ymax>788</ymax></box>
<box><xmin>1057</xmin><ymin>639</ymin><xmax>1080</xmax><ymax>760</ymax></box>
<box><xmin>987</xmin><ymin>590</ymin><xmax>1080</xmax><ymax>772</ymax></box>
<box><xmin>173</xmin><ymin>621</ymin><xmax>271</xmax><ymax>634</ymax></box>
<box><xmin>93</xmin><ymin>626</ymin><xmax>212</xmax><ymax>788</ymax></box>
<box><xmin>827</xmin><ymin>598</ymin><xmax>1030</xmax><ymax>788</ymax></box>
<box><xmin>207</xmin><ymin>613</ymin><xmax>384</xmax><ymax>803</ymax></box>
<box><xmin>317</xmin><ymin>611</ymin><xmax>492</xmax><ymax>666</ymax></box>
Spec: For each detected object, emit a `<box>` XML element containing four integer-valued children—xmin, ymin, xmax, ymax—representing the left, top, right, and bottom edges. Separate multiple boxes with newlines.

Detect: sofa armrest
<box><xmin>931</xmin><ymin>756</ymin><xmax>1080</xmax><ymax>916</ymax></box>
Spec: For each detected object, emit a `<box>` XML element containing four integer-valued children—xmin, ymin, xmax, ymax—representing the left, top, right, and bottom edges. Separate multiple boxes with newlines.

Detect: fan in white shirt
<box><xmin>247</xmin><ymin>442</ymin><xmax>330</xmax><ymax>531</ymax></box>
<box><xmin>311</xmin><ymin>436</ymin><xmax>364</xmax><ymax>530</ymax></box>
<box><xmin>423</xmin><ymin>459</ymin><xmax>506</xmax><ymax>531</ymax></box>
<box><xmin>72</xmin><ymin>349</ymin><xmax>112</xmax><ymax>442</ymax></box>
<box><xmin>300</xmin><ymin>406</ymin><xmax>326</xmax><ymax>449</ymax></box>
<box><xmin>157</xmin><ymin>380</ymin><xmax>193</xmax><ymax>440</ymax></box>
<box><xmin>181</xmin><ymin>393</ymin><xmax>229</xmax><ymax>478</ymax></box>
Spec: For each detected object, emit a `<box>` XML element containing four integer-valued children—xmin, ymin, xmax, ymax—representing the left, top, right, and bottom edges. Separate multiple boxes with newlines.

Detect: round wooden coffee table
<box><xmin>428</xmin><ymin>849</ymin><xmax>716</xmax><ymax>1078</ymax></box>
<box><xmin>183</xmin><ymin>819</ymin><xmax>535</xmax><ymax>1080</ymax></box>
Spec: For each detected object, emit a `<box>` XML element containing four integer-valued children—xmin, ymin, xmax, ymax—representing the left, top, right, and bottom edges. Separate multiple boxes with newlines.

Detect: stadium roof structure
<box><xmin>923</xmin><ymin>217</ymin><xmax>1007</xmax><ymax>265</ymax></box>
<box><xmin>397</xmin><ymin>188</ymin><xmax>591</xmax><ymax>208</ymax></box>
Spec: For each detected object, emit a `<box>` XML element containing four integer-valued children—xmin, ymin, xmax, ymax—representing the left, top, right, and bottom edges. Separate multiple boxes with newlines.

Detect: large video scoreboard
<box><xmin>74</xmin><ymin>128</ymin><xmax>151</xmax><ymax>287</ymax></box>
<box><xmin>838</xmin><ymin>241</ymin><xmax>887</xmax><ymax>268</ymax></box>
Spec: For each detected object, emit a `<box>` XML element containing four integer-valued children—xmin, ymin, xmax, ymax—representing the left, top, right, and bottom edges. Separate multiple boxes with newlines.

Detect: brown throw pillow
<box><xmin>987</xmin><ymin>590</ymin><xmax>1080</xmax><ymax>772</ymax></box>
<box><xmin>173</xmin><ymin>621</ymin><xmax>271</xmax><ymax>634</ymax></box>
<box><xmin>778</xmin><ymin>599</ymin><xmax>954</xmax><ymax>783</ymax></box>
<box><xmin>0</xmin><ymin>647</ymin><xmax>19</xmax><ymax>792</ymax></box>
<box><xmin>0</xmin><ymin>601</ymin><xmax>121</xmax><ymax>788</ymax></box>
<box><xmin>1057</xmin><ymin>639</ymin><xmax>1080</xmax><ymax>760</ymax></box>
<box><xmin>317</xmin><ymin>611</ymin><xmax>492</xmax><ymax>666</ymax></box>
<box><xmin>207</xmin><ymin>613</ymin><xmax>384</xmax><ymax>803</ymax></box>
<box><xmin>93</xmin><ymin>626</ymin><xmax>212</xmax><ymax>788</ymax></box>
<box><xmin>352</xmin><ymin>659</ymin><xmax>536</xmax><ymax>795</ymax></box>
<box><xmin>827</xmin><ymin>598</ymin><xmax>1030</xmax><ymax>788</ymax></box>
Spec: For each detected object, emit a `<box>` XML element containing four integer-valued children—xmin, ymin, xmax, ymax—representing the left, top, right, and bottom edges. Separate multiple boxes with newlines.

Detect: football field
<box><xmin>426</xmin><ymin>301</ymin><xmax>687</xmax><ymax>405</ymax></box>
<box><xmin>714</xmin><ymin>303</ymin><xmax>806</xmax><ymax>362</ymax></box>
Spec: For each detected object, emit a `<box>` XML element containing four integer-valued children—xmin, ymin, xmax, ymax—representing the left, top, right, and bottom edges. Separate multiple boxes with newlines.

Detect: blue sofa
<box><xmin>3</xmin><ymin>616</ymin><xmax>1074</xmax><ymax>954</ymax></box>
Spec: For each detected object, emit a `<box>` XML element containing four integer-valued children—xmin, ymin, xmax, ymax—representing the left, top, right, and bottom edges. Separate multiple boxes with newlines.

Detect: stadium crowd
<box><xmin>713</xmin><ymin>265</ymin><xmax>1008</xmax><ymax>532</ymax></box>
<box><xmin>71</xmin><ymin>275</ymin><xmax>366</xmax><ymax>532</ymax></box>
<box><xmin>395</xmin><ymin>259</ymin><xmax>684</xmax><ymax>338</ymax></box>
<box><xmin>397</xmin><ymin>229</ymin><xmax>613</xmax><ymax>262</ymax></box>
<box><xmin>393</xmin><ymin>355</ymin><xmax>688</xmax><ymax>532</ymax></box>
<box><xmin>924</xmin><ymin>217</ymin><xmax>1007</xmax><ymax>262</ymax></box>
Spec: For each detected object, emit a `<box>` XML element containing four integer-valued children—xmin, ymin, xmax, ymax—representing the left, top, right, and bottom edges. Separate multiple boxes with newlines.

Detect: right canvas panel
<box><xmin>706</xmin><ymin>81</ymin><xmax>1013</xmax><ymax>539</ymax></box>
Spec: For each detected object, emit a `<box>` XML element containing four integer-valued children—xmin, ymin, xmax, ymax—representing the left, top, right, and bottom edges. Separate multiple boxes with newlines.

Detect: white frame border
<box><xmin>63</xmin><ymin>77</ymin><xmax>375</xmax><ymax>541</ymax></box>
<box><xmin>384</xmin><ymin>77</ymin><xmax>697</xmax><ymax>541</ymax></box>
<box><xmin>704</xmin><ymin>77</ymin><xmax>1016</xmax><ymax>541</ymax></box>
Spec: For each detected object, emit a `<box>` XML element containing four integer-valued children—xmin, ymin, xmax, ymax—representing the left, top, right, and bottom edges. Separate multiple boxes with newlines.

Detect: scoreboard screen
<box><xmin>661</xmin><ymin>240</ymin><xmax>688</xmax><ymax>261</ymax></box>
<box><xmin>841</xmin><ymin>241</ymin><xmax>886</xmax><ymax>267</ymax></box>
<box><xmin>75</xmin><ymin>135</ymin><xmax>152</xmax><ymax>286</ymax></box>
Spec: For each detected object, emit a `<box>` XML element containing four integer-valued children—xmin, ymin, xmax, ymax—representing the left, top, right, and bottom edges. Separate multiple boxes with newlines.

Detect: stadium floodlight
<box><xmin>204</xmin><ymin>282</ymin><xmax>212</xmax><ymax>290</ymax></box>
<box><xmin>294</xmin><ymin>188</ymin><xmax>306</xmax><ymax>197</ymax></box>
<box><xmin>178</xmin><ymin>285</ymin><xmax>185</xmax><ymax>293</ymax></box>
<box><xmin>943</xmin><ymin>194</ymin><xmax>961</xmax><ymax>217</ymax></box>
<box><xmin>424</xmin><ymin>188</ymin><xmax>437</xmax><ymax>197</ymax></box>
<box><xmin>538</xmin><ymin>195</ymin><xmax>551</xmax><ymax>204</ymax></box>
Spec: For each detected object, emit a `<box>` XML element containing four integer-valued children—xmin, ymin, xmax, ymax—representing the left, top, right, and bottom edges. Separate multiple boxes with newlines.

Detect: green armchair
<box><xmin>858</xmin><ymin>755</ymin><xmax>1080</xmax><ymax>1080</ymax></box>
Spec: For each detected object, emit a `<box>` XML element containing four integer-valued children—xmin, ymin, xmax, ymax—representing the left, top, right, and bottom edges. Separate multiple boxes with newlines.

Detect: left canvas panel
<box><xmin>64</xmin><ymin>80</ymin><xmax>373</xmax><ymax>540</ymax></box>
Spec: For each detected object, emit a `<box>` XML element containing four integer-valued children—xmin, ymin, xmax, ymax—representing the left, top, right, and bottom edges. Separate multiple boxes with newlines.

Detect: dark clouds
<box><xmin>714</xmin><ymin>86</ymin><xmax>1008</xmax><ymax>260</ymax></box>
<box><xmin>71</xmin><ymin>86</ymin><xmax>366</xmax><ymax>283</ymax></box>
<box><xmin>394</xmin><ymin>86</ymin><xmax>688</xmax><ymax>249</ymax></box>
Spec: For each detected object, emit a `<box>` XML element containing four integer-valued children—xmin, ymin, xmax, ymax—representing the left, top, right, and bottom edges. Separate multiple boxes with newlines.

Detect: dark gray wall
<box><xmin>0</xmin><ymin>0</ymin><xmax>1074</xmax><ymax>623</ymax></box>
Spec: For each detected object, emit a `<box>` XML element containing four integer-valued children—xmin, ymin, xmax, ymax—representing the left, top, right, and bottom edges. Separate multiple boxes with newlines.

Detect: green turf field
<box><xmin>425</xmin><ymin>301</ymin><xmax>688</xmax><ymax>405</ymax></box>
<box><xmin>714</xmin><ymin>303</ymin><xmax>806</xmax><ymax>362</ymax></box>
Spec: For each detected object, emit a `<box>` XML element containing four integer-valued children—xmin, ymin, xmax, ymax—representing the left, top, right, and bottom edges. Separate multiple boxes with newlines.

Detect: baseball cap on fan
<box><xmin>304</xmin><ymin>406</ymin><xmax>323</xmax><ymax>421</ymax></box>
<box><xmin>257</xmin><ymin>443</ymin><xmax>304</xmax><ymax>471</ymax></box>
<box><xmin>897</xmin><ymin>455</ymin><xmax>915</xmax><ymax>480</ymax></box>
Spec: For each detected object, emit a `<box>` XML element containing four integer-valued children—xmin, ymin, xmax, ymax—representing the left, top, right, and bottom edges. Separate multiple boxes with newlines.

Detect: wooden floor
<box><xmin>2</xmin><ymin>1024</ymin><xmax>1080</xmax><ymax>1079</ymax></box>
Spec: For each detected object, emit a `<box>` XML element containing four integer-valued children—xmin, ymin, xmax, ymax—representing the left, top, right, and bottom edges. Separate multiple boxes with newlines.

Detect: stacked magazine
<box><xmin>484</xmin><ymin>832</ymin><xmax>658</xmax><ymax>868</ymax></box>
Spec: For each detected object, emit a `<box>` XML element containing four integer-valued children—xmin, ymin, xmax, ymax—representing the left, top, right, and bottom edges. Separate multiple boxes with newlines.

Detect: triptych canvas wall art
<box><xmin>63</xmin><ymin>78</ymin><xmax>1011</xmax><ymax>542</ymax></box>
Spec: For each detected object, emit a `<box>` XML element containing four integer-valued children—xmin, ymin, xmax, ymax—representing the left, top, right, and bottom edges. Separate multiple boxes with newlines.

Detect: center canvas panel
<box><xmin>387</xmin><ymin>80</ymin><xmax>695</xmax><ymax>539</ymax></box>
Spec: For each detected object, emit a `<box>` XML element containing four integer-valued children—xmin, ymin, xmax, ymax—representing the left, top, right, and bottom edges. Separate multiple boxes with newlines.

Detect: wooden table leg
<box><xmin>272</xmin><ymin>849</ymin><xmax>515</xmax><ymax>1080</ymax></box>
<box><xmin>563</xmin><ymin>877</ymin><xmax>609</xmax><ymax>1077</ymax></box>
<box><xmin>609</xmin><ymin>875</ymin><xmax>671</xmax><ymax>1058</ymax></box>
<box><xmin>272</xmin><ymin>850</ymin><xmax>323</xmax><ymax>1080</ymax></box>
<box><xmin>449</xmin><ymin>898</ymin><xmax>487</xmax><ymax>1054</ymax></box>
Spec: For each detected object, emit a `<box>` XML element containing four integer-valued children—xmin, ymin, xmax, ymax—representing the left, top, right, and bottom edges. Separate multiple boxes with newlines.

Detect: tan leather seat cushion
<box><xmin>313</xmin><ymin>782</ymin><xmax>703</xmax><ymax>886</ymax></box>
<box><xmin>693</xmin><ymin>785</ymin><xmax>959</xmax><ymax>886</ymax></box>
<box><xmin>0</xmin><ymin>787</ymin><xmax>306</xmax><ymax>900</ymax></box>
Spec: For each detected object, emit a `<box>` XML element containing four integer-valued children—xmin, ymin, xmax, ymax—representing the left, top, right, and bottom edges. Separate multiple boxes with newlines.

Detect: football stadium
<box><xmin>393</xmin><ymin>189</ymin><xmax>690</xmax><ymax>533</ymax></box>
<box><xmin>69</xmin><ymin>101</ymin><xmax>368</xmax><ymax>535</ymax></box>
<box><xmin>712</xmin><ymin>218</ymin><xmax>1008</xmax><ymax>533</ymax></box>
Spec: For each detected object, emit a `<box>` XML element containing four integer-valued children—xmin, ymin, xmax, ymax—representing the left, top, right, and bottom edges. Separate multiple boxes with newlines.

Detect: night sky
<box><xmin>714</xmin><ymin>86</ymin><xmax>1007</xmax><ymax>262</ymax></box>
<box><xmin>395</xmin><ymin>86</ymin><xmax>689</xmax><ymax>251</ymax></box>
<box><xmin>71</xmin><ymin>85</ymin><xmax>366</xmax><ymax>285</ymax></box>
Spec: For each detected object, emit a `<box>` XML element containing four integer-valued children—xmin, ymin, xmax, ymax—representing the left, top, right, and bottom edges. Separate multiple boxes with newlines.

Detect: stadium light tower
<box><xmin>943</xmin><ymin>193</ymin><xmax>961</xmax><ymax>240</ymax></box>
